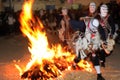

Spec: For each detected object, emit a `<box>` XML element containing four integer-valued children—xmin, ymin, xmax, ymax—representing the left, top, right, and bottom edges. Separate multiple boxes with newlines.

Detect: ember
<box><xmin>20</xmin><ymin>58</ymin><xmax>92</xmax><ymax>80</ymax></box>
<box><xmin>15</xmin><ymin>0</ymin><xmax>93</xmax><ymax>80</ymax></box>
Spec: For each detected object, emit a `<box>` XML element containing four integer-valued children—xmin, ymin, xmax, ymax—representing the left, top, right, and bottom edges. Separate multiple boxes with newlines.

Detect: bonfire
<box><xmin>15</xmin><ymin>0</ymin><xmax>93</xmax><ymax>80</ymax></box>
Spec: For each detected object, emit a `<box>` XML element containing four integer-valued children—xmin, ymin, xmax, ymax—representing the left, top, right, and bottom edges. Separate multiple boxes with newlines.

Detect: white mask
<box><xmin>100</xmin><ymin>4</ymin><xmax>108</xmax><ymax>17</ymax></box>
<box><xmin>89</xmin><ymin>2</ymin><xmax>96</xmax><ymax>14</ymax></box>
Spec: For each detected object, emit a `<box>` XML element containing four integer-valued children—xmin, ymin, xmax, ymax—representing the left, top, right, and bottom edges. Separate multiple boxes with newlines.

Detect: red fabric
<box><xmin>91</xmin><ymin>33</ymin><xmax>95</xmax><ymax>38</ymax></box>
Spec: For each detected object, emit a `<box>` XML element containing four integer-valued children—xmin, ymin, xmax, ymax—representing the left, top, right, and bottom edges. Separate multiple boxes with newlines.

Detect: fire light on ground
<box><xmin>15</xmin><ymin>0</ymin><xmax>93</xmax><ymax>79</ymax></box>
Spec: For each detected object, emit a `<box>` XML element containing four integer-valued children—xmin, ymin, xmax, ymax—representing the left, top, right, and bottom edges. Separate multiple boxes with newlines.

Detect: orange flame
<box><xmin>19</xmin><ymin>0</ymin><xmax>55</xmax><ymax>71</ymax></box>
<box><xmin>15</xmin><ymin>0</ymin><xmax>93</xmax><ymax>79</ymax></box>
<box><xmin>77</xmin><ymin>60</ymin><xmax>93</xmax><ymax>72</ymax></box>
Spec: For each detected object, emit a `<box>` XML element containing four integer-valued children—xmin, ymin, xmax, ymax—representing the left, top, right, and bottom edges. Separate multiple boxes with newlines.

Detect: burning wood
<box><xmin>21</xmin><ymin>65</ymin><xmax>49</xmax><ymax>79</ymax></box>
<box><xmin>15</xmin><ymin>0</ymin><xmax>93</xmax><ymax>80</ymax></box>
<box><xmin>21</xmin><ymin>57</ymin><xmax>93</xmax><ymax>80</ymax></box>
<box><xmin>20</xmin><ymin>57</ymin><xmax>92</xmax><ymax>80</ymax></box>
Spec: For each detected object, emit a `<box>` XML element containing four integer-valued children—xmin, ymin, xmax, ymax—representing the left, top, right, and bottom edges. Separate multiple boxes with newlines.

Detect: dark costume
<box><xmin>95</xmin><ymin>4</ymin><xmax>116</xmax><ymax>69</ymax></box>
<box><xmin>97</xmin><ymin>14</ymin><xmax>115</xmax><ymax>42</ymax></box>
<box><xmin>96</xmin><ymin>14</ymin><xmax>115</xmax><ymax>67</ymax></box>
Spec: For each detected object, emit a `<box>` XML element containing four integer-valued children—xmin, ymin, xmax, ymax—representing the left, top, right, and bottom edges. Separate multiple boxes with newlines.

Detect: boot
<box><xmin>97</xmin><ymin>74</ymin><xmax>105</xmax><ymax>80</ymax></box>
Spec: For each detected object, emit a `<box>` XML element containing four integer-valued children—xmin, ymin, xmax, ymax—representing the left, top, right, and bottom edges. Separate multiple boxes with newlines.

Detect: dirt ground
<box><xmin>0</xmin><ymin>32</ymin><xmax>120</xmax><ymax>80</ymax></box>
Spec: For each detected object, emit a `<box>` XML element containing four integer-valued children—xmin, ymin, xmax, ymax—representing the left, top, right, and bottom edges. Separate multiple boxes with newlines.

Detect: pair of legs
<box><xmin>74</xmin><ymin>49</ymin><xmax>105</xmax><ymax>80</ymax></box>
<box><xmin>90</xmin><ymin>51</ymin><xmax>105</xmax><ymax>80</ymax></box>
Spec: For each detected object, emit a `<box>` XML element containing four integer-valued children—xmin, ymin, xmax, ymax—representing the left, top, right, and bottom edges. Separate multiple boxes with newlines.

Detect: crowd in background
<box><xmin>0</xmin><ymin>1</ymin><xmax>120</xmax><ymax>37</ymax></box>
<box><xmin>0</xmin><ymin>10</ymin><xmax>20</xmax><ymax>36</ymax></box>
